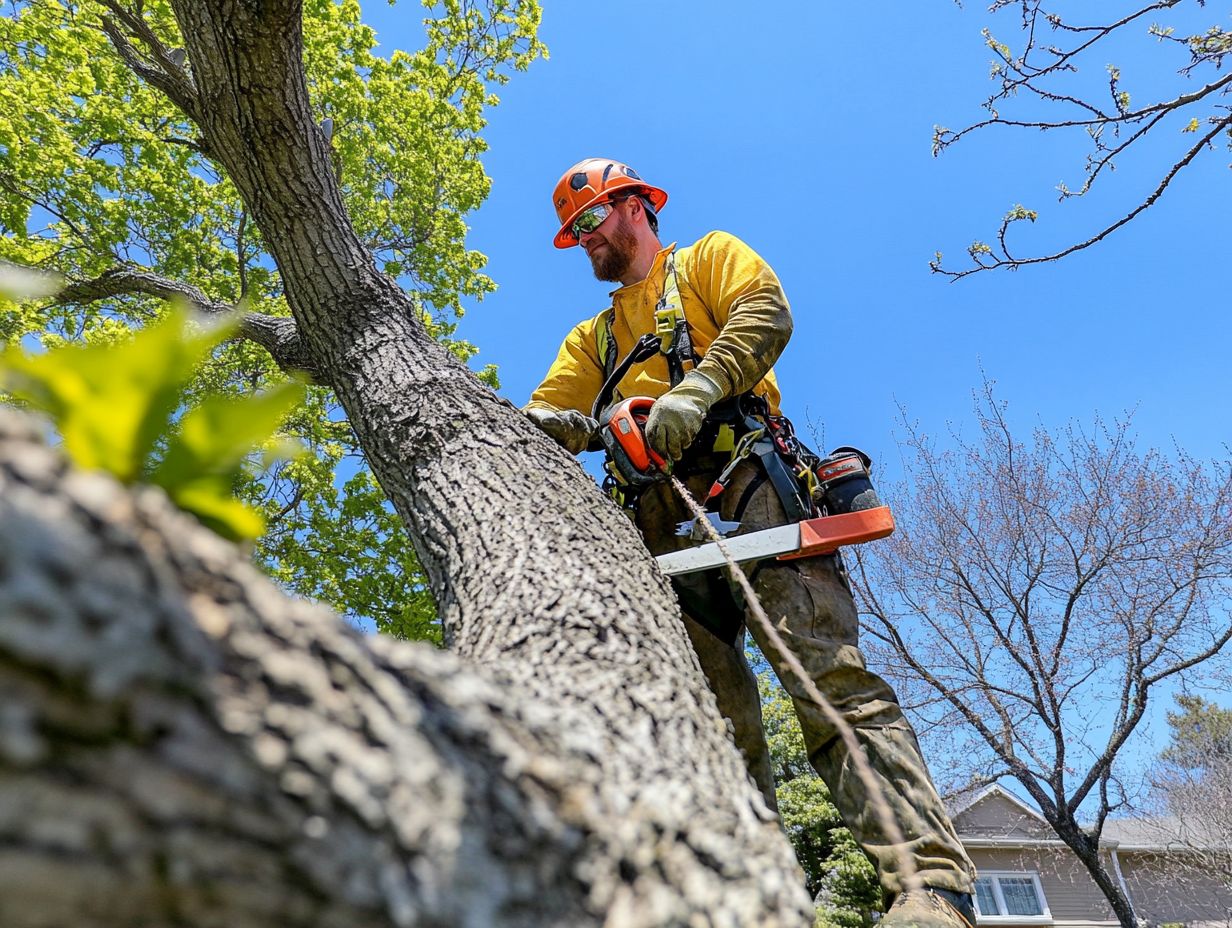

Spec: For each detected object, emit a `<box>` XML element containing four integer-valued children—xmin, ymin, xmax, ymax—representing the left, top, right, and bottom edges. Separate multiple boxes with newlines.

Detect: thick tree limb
<box><xmin>97</xmin><ymin>1</ymin><xmax>201</xmax><ymax>123</ymax></box>
<box><xmin>55</xmin><ymin>267</ymin><xmax>316</xmax><ymax>377</ymax></box>
<box><xmin>0</xmin><ymin>409</ymin><xmax>808</xmax><ymax>925</ymax></box>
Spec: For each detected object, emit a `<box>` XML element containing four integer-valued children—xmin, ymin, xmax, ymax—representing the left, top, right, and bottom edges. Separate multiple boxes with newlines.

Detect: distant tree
<box><xmin>760</xmin><ymin>673</ymin><xmax>881</xmax><ymax>927</ymax></box>
<box><xmin>933</xmin><ymin>0</ymin><xmax>1232</xmax><ymax>278</ymax></box>
<box><xmin>852</xmin><ymin>384</ymin><xmax>1232</xmax><ymax>927</ymax></box>
<box><xmin>1146</xmin><ymin>695</ymin><xmax>1232</xmax><ymax>890</ymax></box>
<box><xmin>1162</xmin><ymin>694</ymin><xmax>1232</xmax><ymax>767</ymax></box>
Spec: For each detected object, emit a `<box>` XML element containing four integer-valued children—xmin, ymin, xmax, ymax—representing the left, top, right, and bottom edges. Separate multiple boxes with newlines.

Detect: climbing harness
<box><xmin>594</xmin><ymin>248</ymin><xmax>697</xmax><ymax>401</ymax></box>
<box><xmin>589</xmin><ymin>247</ymin><xmax>888</xmax><ymax>546</ymax></box>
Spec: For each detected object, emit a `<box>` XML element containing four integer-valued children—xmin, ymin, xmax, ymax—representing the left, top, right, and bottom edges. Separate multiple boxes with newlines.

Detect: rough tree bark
<box><xmin>0</xmin><ymin>409</ymin><xmax>804</xmax><ymax>926</ymax></box>
<box><xmin>0</xmin><ymin>0</ymin><xmax>815</xmax><ymax>924</ymax></box>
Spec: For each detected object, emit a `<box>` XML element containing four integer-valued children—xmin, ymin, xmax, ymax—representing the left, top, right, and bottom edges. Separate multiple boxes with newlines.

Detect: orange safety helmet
<box><xmin>551</xmin><ymin>158</ymin><xmax>668</xmax><ymax>249</ymax></box>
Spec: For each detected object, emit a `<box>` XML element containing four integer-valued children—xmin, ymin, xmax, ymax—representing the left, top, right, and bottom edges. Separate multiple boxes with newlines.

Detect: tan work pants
<box><xmin>635</xmin><ymin>459</ymin><xmax>975</xmax><ymax>897</ymax></box>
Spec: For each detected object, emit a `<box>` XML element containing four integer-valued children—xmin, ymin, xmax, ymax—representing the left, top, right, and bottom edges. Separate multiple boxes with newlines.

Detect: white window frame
<box><xmin>973</xmin><ymin>871</ymin><xmax>1053</xmax><ymax>923</ymax></box>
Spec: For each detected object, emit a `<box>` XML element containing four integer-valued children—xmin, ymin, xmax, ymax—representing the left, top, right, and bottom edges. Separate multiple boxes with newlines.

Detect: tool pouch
<box><xmin>814</xmin><ymin>446</ymin><xmax>882</xmax><ymax>514</ymax></box>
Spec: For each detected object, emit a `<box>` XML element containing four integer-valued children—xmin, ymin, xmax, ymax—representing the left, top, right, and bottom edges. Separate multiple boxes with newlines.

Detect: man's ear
<box><xmin>625</xmin><ymin>195</ymin><xmax>644</xmax><ymax>225</ymax></box>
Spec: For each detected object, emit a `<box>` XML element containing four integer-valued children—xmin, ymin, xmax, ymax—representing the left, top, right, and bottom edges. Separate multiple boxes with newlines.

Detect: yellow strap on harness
<box><xmin>654</xmin><ymin>249</ymin><xmax>685</xmax><ymax>354</ymax></box>
<box><xmin>595</xmin><ymin>249</ymin><xmax>693</xmax><ymax>387</ymax></box>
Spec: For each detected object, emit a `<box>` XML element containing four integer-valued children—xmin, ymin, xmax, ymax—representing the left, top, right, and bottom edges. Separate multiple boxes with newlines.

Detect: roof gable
<box><xmin>951</xmin><ymin>785</ymin><xmax>1053</xmax><ymax>839</ymax></box>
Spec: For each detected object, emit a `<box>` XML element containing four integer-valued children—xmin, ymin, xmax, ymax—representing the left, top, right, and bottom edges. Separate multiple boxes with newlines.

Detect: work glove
<box><xmin>645</xmin><ymin>370</ymin><xmax>726</xmax><ymax>462</ymax></box>
<box><xmin>524</xmin><ymin>406</ymin><xmax>597</xmax><ymax>456</ymax></box>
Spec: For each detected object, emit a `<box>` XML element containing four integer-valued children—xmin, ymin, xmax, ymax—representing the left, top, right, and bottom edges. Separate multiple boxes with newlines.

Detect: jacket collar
<box><xmin>608</xmin><ymin>242</ymin><xmax>678</xmax><ymax>299</ymax></box>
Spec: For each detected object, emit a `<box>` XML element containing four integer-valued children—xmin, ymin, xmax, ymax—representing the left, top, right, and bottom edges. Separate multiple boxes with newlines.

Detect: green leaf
<box><xmin>170</xmin><ymin>480</ymin><xmax>269</xmax><ymax>541</ymax></box>
<box><xmin>1</xmin><ymin>305</ymin><xmax>233</xmax><ymax>481</ymax></box>
<box><xmin>153</xmin><ymin>380</ymin><xmax>306</xmax><ymax>490</ymax></box>
<box><xmin>152</xmin><ymin>379</ymin><xmax>306</xmax><ymax>540</ymax></box>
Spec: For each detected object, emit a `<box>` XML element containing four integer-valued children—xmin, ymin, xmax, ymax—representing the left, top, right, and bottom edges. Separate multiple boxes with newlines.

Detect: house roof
<box><xmin>945</xmin><ymin>786</ymin><xmax>1227</xmax><ymax>851</ymax></box>
<box><xmin>947</xmin><ymin>783</ymin><xmax>1047</xmax><ymax>822</ymax></box>
<box><xmin>1101</xmin><ymin>815</ymin><xmax>1228</xmax><ymax>851</ymax></box>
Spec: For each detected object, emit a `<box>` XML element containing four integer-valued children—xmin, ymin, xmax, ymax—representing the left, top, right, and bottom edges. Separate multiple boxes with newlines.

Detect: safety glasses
<box><xmin>570</xmin><ymin>200</ymin><xmax>619</xmax><ymax>240</ymax></box>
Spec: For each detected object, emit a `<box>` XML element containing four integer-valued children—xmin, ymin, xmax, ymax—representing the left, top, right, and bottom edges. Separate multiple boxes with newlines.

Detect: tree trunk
<box><xmin>7</xmin><ymin>0</ymin><xmax>816</xmax><ymax>923</ymax></box>
<box><xmin>1052</xmin><ymin>819</ymin><xmax>1138</xmax><ymax>928</ymax></box>
<box><xmin>0</xmin><ymin>408</ymin><xmax>809</xmax><ymax>925</ymax></box>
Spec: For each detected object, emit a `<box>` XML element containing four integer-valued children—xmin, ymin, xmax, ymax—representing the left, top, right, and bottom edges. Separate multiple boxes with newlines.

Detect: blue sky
<box><xmin>362</xmin><ymin>0</ymin><xmax>1231</xmax><ymax>477</ymax></box>
<box><xmin>360</xmin><ymin>2</ymin><xmax>1230</xmax><ymax>780</ymax></box>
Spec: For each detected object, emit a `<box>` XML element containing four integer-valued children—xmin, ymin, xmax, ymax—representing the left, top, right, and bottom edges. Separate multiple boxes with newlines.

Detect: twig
<box><xmin>935</xmin><ymin>113</ymin><xmax>1232</xmax><ymax>281</ymax></box>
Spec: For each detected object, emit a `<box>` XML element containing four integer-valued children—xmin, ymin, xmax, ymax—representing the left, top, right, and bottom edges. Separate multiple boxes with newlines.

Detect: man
<box><xmin>524</xmin><ymin>158</ymin><xmax>977</xmax><ymax>928</ymax></box>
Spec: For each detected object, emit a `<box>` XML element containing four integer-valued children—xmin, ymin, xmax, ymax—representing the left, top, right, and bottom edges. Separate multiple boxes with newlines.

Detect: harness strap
<box><xmin>753</xmin><ymin>437</ymin><xmax>813</xmax><ymax>523</ymax></box>
<box><xmin>597</xmin><ymin>307</ymin><xmax>619</xmax><ymax>384</ymax></box>
<box><xmin>656</xmin><ymin>250</ymin><xmax>697</xmax><ymax>388</ymax></box>
<box><xmin>592</xmin><ymin>331</ymin><xmax>659</xmax><ymax>419</ymax></box>
<box><xmin>596</xmin><ymin>249</ymin><xmax>700</xmax><ymax>394</ymax></box>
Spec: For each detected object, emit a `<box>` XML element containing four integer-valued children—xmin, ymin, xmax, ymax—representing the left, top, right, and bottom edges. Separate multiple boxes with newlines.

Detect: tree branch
<box><xmin>933</xmin><ymin>0</ymin><xmax>1232</xmax><ymax>278</ymax></box>
<box><xmin>96</xmin><ymin>3</ymin><xmax>201</xmax><ymax>123</ymax></box>
<box><xmin>934</xmin><ymin>113</ymin><xmax>1232</xmax><ymax>280</ymax></box>
<box><xmin>54</xmin><ymin>267</ymin><xmax>317</xmax><ymax>378</ymax></box>
<box><xmin>0</xmin><ymin>407</ymin><xmax>609</xmax><ymax>925</ymax></box>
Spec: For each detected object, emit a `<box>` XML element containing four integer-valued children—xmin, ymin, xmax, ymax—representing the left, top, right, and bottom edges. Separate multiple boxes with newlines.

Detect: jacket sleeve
<box><xmin>684</xmin><ymin>231</ymin><xmax>793</xmax><ymax>397</ymax></box>
<box><xmin>524</xmin><ymin>317</ymin><xmax>606</xmax><ymax>415</ymax></box>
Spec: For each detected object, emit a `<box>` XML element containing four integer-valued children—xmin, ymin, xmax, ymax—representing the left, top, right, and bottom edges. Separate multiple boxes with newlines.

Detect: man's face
<box><xmin>580</xmin><ymin>201</ymin><xmax>638</xmax><ymax>283</ymax></box>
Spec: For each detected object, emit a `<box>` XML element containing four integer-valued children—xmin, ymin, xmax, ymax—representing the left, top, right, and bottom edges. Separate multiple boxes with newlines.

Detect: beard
<box><xmin>588</xmin><ymin>216</ymin><xmax>638</xmax><ymax>282</ymax></box>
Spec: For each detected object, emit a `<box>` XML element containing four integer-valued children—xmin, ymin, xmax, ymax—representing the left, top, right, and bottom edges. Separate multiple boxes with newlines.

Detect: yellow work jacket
<box><xmin>527</xmin><ymin>230</ymin><xmax>788</xmax><ymax>416</ymax></box>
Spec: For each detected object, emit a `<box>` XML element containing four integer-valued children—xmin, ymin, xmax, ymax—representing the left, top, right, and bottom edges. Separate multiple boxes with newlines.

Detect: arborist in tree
<box><xmin>524</xmin><ymin>158</ymin><xmax>977</xmax><ymax>928</ymax></box>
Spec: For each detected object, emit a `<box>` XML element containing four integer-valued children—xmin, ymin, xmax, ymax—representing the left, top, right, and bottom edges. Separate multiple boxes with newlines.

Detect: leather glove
<box><xmin>524</xmin><ymin>406</ymin><xmax>597</xmax><ymax>455</ymax></box>
<box><xmin>645</xmin><ymin>370</ymin><xmax>726</xmax><ymax>462</ymax></box>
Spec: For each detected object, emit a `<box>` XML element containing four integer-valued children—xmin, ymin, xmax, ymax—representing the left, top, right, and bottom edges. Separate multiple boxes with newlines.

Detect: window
<box><xmin>973</xmin><ymin>873</ymin><xmax>1051</xmax><ymax>921</ymax></box>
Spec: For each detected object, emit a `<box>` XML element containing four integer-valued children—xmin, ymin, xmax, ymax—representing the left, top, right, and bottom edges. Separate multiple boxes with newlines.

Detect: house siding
<box><xmin>967</xmin><ymin>847</ymin><xmax>1118</xmax><ymax>925</ymax></box>
<box><xmin>1118</xmin><ymin>850</ymin><xmax>1232</xmax><ymax>927</ymax></box>
<box><xmin>952</xmin><ymin>790</ymin><xmax>1232</xmax><ymax>928</ymax></box>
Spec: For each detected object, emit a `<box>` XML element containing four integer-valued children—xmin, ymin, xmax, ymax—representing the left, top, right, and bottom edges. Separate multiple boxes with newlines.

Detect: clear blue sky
<box><xmin>360</xmin><ymin>2</ymin><xmax>1230</xmax><ymax>781</ymax></box>
<box><xmin>378</xmin><ymin>1</ymin><xmax>1227</xmax><ymax>475</ymax></box>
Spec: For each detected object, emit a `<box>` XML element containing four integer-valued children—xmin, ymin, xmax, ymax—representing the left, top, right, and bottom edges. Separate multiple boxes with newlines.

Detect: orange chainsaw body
<box><xmin>605</xmin><ymin>397</ymin><xmax>668</xmax><ymax>475</ymax></box>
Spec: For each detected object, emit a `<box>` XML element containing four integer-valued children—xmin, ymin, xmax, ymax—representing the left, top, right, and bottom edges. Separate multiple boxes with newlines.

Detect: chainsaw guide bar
<box><xmin>655</xmin><ymin>506</ymin><xmax>895</xmax><ymax>577</ymax></box>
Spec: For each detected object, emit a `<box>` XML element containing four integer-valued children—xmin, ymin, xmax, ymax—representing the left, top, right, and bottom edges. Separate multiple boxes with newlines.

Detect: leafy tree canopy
<box><xmin>1162</xmin><ymin>694</ymin><xmax>1232</xmax><ymax>771</ymax></box>
<box><xmin>0</xmin><ymin>0</ymin><xmax>545</xmax><ymax>639</ymax></box>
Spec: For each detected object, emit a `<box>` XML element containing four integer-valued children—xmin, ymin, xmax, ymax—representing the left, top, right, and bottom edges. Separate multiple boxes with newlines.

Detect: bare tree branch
<box><xmin>934</xmin><ymin>114</ymin><xmax>1232</xmax><ymax>280</ymax></box>
<box><xmin>932</xmin><ymin>1</ymin><xmax>1232</xmax><ymax>278</ymax></box>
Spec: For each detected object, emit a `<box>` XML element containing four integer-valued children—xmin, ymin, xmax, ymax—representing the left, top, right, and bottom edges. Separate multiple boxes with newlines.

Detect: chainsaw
<box><xmin>595</xmin><ymin>397</ymin><xmax>895</xmax><ymax>573</ymax></box>
<box><xmin>598</xmin><ymin>396</ymin><xmax>671</xmax><ymax>487</ymax></box>
<box><xmin>591</xmin><ymin>331</ymin><xmax>673</xmax><ymax>488</ymax></box>
<box><xmin>589</xmin><ymin>331</ymin><xmax>894</xmax><ymax>571</ymax></box>
<box><xmin>655</xmin><ymin>445</ymin><xmax>895</xmax><ymax>576</ymax></box>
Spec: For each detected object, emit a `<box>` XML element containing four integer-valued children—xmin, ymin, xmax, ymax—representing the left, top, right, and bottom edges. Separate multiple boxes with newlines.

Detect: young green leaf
<box><xmin>1</xmin><ymin>304</ymin><xmax>303</xmax><ymax>541</ymax></box>
<box><xmin>152</xmin><ymin>380</ymin><xmax>306</xmax><ymax>540</ymax></box>
<box><xmin>1</xmin><ymin>306</ymin><xmax>233</xmax><ymax>481</ymax></box>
